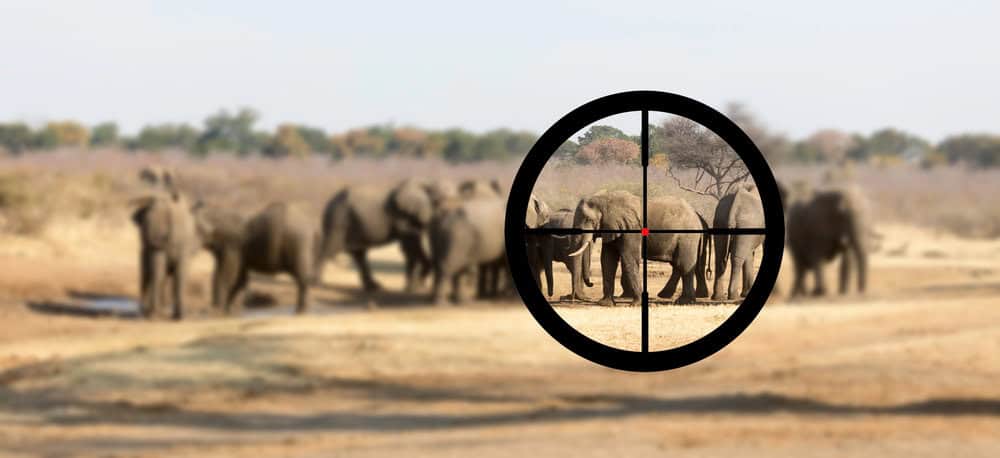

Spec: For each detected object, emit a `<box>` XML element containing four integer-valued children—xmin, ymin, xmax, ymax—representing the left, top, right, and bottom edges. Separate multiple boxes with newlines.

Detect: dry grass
<box><xmin>2</xmin><ymin>150</ymin><xmax>999</xmax><ymax>239</ymax></box>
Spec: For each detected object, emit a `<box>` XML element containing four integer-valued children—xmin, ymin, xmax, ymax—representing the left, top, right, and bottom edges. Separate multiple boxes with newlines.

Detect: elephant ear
<box><xmin>489</xmin><ymin>179</ymin><xmax>504</xmax><ymax>196</ymax></box>
<box><xmin>527</xmin><ymin>194</ymin><xmax>551</xmax><ymax>228</ymax></box>
<box><xmin>390</xmin><ymin>182</ymin><xmax>433</xmax><ymax>232</ymax></box>
<box><xmin>535</xmin><ymin>196</ymin><xmax>551</xmax><ymax>227</ymax></box>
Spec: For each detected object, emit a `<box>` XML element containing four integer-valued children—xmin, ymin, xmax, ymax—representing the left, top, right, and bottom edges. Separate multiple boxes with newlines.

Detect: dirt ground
<box><xmin>0</xmin><ymin>222</ymin><xmax>998</xmax><ymax>457</ymax></box>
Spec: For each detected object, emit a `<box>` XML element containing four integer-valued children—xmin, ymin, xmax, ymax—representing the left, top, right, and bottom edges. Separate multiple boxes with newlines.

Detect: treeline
<box><xmin>0</xmin><ymin>107</ymin><xmax>537</xmax><ymax>163</ymax></box>
<box><xmin>553</xmin><ymin>105</ymin><xmax>1000</xmax><ymax>170</ymax></box>
<box><xmin>3</xmin><ymin>106</ymin><xmax>1000</xmax><ymax>168</ymax></box>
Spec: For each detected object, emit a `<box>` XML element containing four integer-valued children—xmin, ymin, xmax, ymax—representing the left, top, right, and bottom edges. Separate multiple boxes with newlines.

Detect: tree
<box><xmin>575</xmin><ymin>137</ymin><xmax>640</xmax><ymax>165</ymax></box>
<box><xmin>658</xmin><ymin>116</ymin><xmax>748</xmax><ymax>200</ymax></box>
<box><xmin>938</xmin><ymin>134</ymin><xmax>1000</xmax><ymax>168</ymax></box>
<box><xmin>863</xmin><ymin>128</ymin><xmax>930</xmax><ymax>161</ymax></box>
<box><xmin>131</xmin><ymin>124</ymin><xmax>199</xmax><ymax>151</ymax></box>
<box><xmin>35</xmin><ymin>121</ymin><xmax>89</xmax><ymax>149</ymax></box>
<box><xmin>803</xmin><ymin>129</ymin><xmax>855</xmax><ymax>163</ymax></box>
<box><xmin>264</xmin><ymin>124</ymin><xmax>310</xmax><ymax>158</ymax></box>
<box><xmin>726</xmin><ymin>102</ymin><xmax>791</xmax><ymax>164</ymax></box>
<box><xmin>388</xmin><ymin>127</ymin><xmax>428</xmax><ymax>157</ymax></box>
<box><xmin>0</xmin><ymin>123</ymin><xmax>33</xmax><ymax>154</ymax></box>
<box><xmin>90</xmin><ymin>122</ymin><xmax>119</xmax><ymax>148</ymax></box>
<box><xmin>577</xmin><ymin>125</ymin><xmax>631</xmax><ymax>147</ymax></box>
<box><xmin>295</xmin><ymin>125</ymin><xmax>332</xmax><ymax>154</ymax></box>
<box><xmin>555</xmin><ymin>140</ymin><xmax>579</xmax><ymax>159</ymax></box>
<box><xmin>440</xmin><ymin>128</ymin><xmax>477</xmax><ymax>162</ymax></box>
<box><xmin>197</xmin><ymin>107</ymin><xmax>263</xmax><ymax>155</ymax></box>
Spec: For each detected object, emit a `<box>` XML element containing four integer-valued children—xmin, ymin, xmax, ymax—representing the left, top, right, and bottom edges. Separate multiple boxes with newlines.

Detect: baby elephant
<box><xmin>193</xmin><ymin>202</ymin><xmax>316</xmax><ymax>314</ymax></box>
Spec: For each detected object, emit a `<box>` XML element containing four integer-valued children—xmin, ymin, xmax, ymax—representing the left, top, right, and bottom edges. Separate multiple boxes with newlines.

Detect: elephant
<box><xmin>193</xmin><ymin>201</ymin><xmax>316</xmax><ymax>314</ymax></box>
<box><xmin>459</xmin><ymin>178</ymin><xmax>504</xmax><ymax>199</ymax></box>
<box><xmin>784</xmin><ymin>183</ymin><xmax>871</xmax><ymax>297</ymax></box>
<box><xmin>429</xmin><ymin>196</ymin><xmax>506</xmax><ymax>305</ymax></box>
<box><xmin>131</xmin><ymin>188</ymin><xmax>200</xmax><ymax>320</ymax></box>
<box><xmin>530</xmin><ymin>208</ymin><xmax>594</xmax><ymax>298</ymax></box>
<box><xmin>712</xmin><ymin>184</ymin><xmax>765</xmax><ymax>301</ymax></box>
<box><xmin>568</xmin><ymin>190</ymin><xmax>709</xmax><ymax>306</ymax></box>
<box><xmin>316</xmin><ymin>179</ymin><xmax>435</xmax><ymax>293</ymax></box>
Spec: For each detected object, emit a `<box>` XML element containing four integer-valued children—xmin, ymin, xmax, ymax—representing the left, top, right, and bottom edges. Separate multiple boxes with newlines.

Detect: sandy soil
<box><xmin>0</xmin><ymin>223</ymin><xmax>998</xmax><ymax>457</ymax></box>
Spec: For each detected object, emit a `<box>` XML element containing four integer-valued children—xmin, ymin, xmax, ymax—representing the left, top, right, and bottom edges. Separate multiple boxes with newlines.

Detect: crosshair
<box><xmin>504</xmin><ymin>90</ymin><xmax>784</xmax><ymax>372</ymax></box>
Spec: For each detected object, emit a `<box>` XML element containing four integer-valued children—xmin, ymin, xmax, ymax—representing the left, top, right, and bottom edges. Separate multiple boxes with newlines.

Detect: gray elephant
<box><xmin>531</xmin><ymin>208</ymin><xmax>594</xmax><ymax>298</ymax></box>
<box><xmin>459</xmin><ymin>178</ymin><xmax>503</xmax><ymax>199</ymax></box>
<box><xmin>784</xmin><ymin>183</ymin><xmax>871</xmax><ymax>297</ymax></box>
<box><xmin>712</xmin><ymin>184</ymin><xmax>764</xmax><ymax>301</ymax></box>
<box><xmin>429</xmin><ymin>196</ymin><xmax>506</xmax><ymax>305</ymax></box>
<box><xmin>317</xmin><ymin>179</ymin><xmax>435</xmax><ymax>293</ymax></box>
<box><xmin>193</xmin><ymin>201</ymin><xmax>316</xmax><ymax>314</ymax></box>
<box><xmin>568</xmin><ymin>191</ymin><xmax>709</xmax><ymax>306</ymax></box>
<box><xmin>131</xmin><ymin>189</ymin><xmax>200</xmax><ymax>320</ymax></box>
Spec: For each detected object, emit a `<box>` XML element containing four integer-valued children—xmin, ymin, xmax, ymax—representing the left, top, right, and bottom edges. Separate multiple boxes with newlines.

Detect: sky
<box><xmin>2</xmin><ymin>0</ymin><xmax>998</xmax><ymax>141</ymax></box>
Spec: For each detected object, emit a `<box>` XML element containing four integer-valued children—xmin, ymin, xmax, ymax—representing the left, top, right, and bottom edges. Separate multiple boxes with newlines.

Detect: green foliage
<box><xmin>90</xmin><ymin>122</ymin><xmax>119</xmax><ymax>147</ymax></box>
<box><xmin>37</xmin><ymin>121</ymin><xmax>89</xmax><ymax>149</ymax></box>
<box><xmin>196</xmin><ymin>107</ymin><xmax>263</xmax><ymax>155</ymax></box>
<box><xmin>555</xmin><ymin>140</ymin><xmax>579</xmax><ymax>159</ymax></box>
<box><xmin>847</xmin><ymin>128</ymin><xmax>929</xmax><ymax>161</ymax></box>
<box><xmin>577</xmin><ymin>125</ymin><xmax>630</xmax><ymax>146</ymax></box>
<box><xmin>440</xmin><ymin>128</ymin><xmax>478</xmax><ymax>162</ymax></box>
<box><xmin>0</xmin><ymin>123</ymin><xmax>33</xmax><ymax>154</ymax></box>
<box><xmin>130</xmin><ymin>124</ymin><xmax>199</xmax><ymax>152</ymax></box>
<box><xmin>295</xmin><ymin>125</ymin><xmax>333</xmax><ymax>154</ymax></box>
<box><xmin>937</xmin><ymin>134</ymin><xmax>1000</xmax><ymax>168</ymax></box>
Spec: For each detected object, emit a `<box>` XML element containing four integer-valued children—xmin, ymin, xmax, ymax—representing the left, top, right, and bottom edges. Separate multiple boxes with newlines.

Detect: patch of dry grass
<box><xmin>2</xmin><ymin>150</ymin><xmax>999</xmax><ymax>239</ymax></box>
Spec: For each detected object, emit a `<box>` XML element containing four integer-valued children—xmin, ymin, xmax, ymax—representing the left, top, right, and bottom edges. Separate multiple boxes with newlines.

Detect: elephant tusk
<box><xmin>568</xmin><ymin>240</ymin><xmax>591</xmax><ymax>257</ymax></box>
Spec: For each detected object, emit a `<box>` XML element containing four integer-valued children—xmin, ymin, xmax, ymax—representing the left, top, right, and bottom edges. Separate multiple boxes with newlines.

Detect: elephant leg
<box><xmin>350</xmin><ymin>249</ymin><xmax>381</xmax><ymax>292</ymax></box>
<box><xmin>542</xmin><ymin>240</ymin><xmax>555</xmax><ymax>297</ymax></box>
<box><xmin>476</xmin><ymin>264</ymin><xmax>488</xmax><ymax>298</ymax></box>
<box><xmin>618</xmin><ymin>254</ymin><xmax>640</xmax><ymax>300</ymax></box>
<box><xmin>620</xmin><ymin>244</ymin><xmax>642</xmax><ymax>307</ymax></box>
<box><xmin>171</xmin><ymin>259</ymin><xmax>187</xmax><ymax>321</ymax></box>
<box><xmin>294</xmin><ymin>274</ymin><xmax>310</xmax><ymax>314</ymax></box>
<box><xmin>728</xmin><ymin>256</ymin><xmax>744</xmax><ymax>301</ymax></box>
<box><xmin>599</xmin><ymin>244</ymin><xmax>620</xmax><ymax>306</ymax></box>
<box><xmin>451</xmin><ymin>267</ymin><xmax>469</xmax><ymax>303</ymax></box>
<box><xmin>695</xmin><ymin>242</ymin><xmax>710</xmax><ymax>298</ymax></box>
<box><xmin>561</xmin><ymin>259</ymin><xmax>589</xmax><ymax>302</ymax></box>
<box><xmin>711</xmin><ymin>235</ymin><xmax>729</xmax><ymax>301</ymax></box>
<box><xmin>812</xmin><ymin>266</ymin><xmax>827</xmax><ymax>296</ymax></box>
<box><xmin>431</xmin><ymin>265</ymin><xmax>447</xmax><ymax>306</ymax></box>
<box><xmin>741</xmin><ymin>254</ymin><xmax>754</xmax><ymax>297</ymax></box>
<box><xmin>211</xmin><ymin>262</ymin><xmax>223</xmax><ymax>310</ymax></box>
<box><xmin>791</xmin><ymin>259</ymin><xmax>807</xmax><ymax>298</ymax></box>
<box><xmin>225</xmin><ymin>269</ymin><xmax>248</xmax><ymax>315</ymax></box>
<box><xmin>676</xmin><ymin>269</ymin><xmax>697</xmax><ymax>305</ymax></box>
<box><xmin>143</xmin><ymin>250</ymin><xmax>167</xmax><ymax>319</ymax></box>
<box><xmin>399</xmin><ymin>236</ymin><xmax>427</xmax><ymax>293</ymax></box>
<box><xmin>658</xmin><ymin>268</ymin><xmax>680</xmax><ymax>299</ymax></box>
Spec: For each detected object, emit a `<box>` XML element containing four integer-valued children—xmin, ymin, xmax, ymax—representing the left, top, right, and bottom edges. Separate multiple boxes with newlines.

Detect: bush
<box><xmin>0</xmin><ymin>123</ymin><xmax>33</xmax><ymax>154</ymax></box>
<box><xmin>264</xmin><ymin>125</ymin><xmax>310</xmax><ymax>158</ymax></box>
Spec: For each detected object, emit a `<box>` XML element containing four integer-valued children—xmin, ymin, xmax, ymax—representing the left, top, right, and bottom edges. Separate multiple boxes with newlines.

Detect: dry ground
<box><xmin>1</xmin><ymin>217</ymin><xmax>998</xmax><ymax>457</ymax></box>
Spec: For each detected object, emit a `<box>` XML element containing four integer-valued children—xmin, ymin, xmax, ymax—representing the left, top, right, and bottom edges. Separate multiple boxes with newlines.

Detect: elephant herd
<box><xmin>129</xmin><ymin>166</ymin><xmax>875</xmax><ymax>320</ymax></box>
<box><xmin>130</xmin><ymin>167</ymin><xmax>509</xmax><ymax>319</ymax></box>
<box><xmin>527</xmin><ymin>181</ymin><xmax>875</xmax><ymax>306</ymax></box>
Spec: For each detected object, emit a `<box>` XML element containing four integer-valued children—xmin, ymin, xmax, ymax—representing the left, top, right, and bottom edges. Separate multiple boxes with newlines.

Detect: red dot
<box><xmin>641</xmin><ymin>227</ymin><xmax>649</xmax><ymax>237</ymax></box>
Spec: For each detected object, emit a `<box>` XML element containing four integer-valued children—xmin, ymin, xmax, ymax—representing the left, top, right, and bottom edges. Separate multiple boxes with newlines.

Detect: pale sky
<box><xmin>2</xmin><ymin>0</ymin><xmax>998</xmax><ymax>141</ymax></box>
